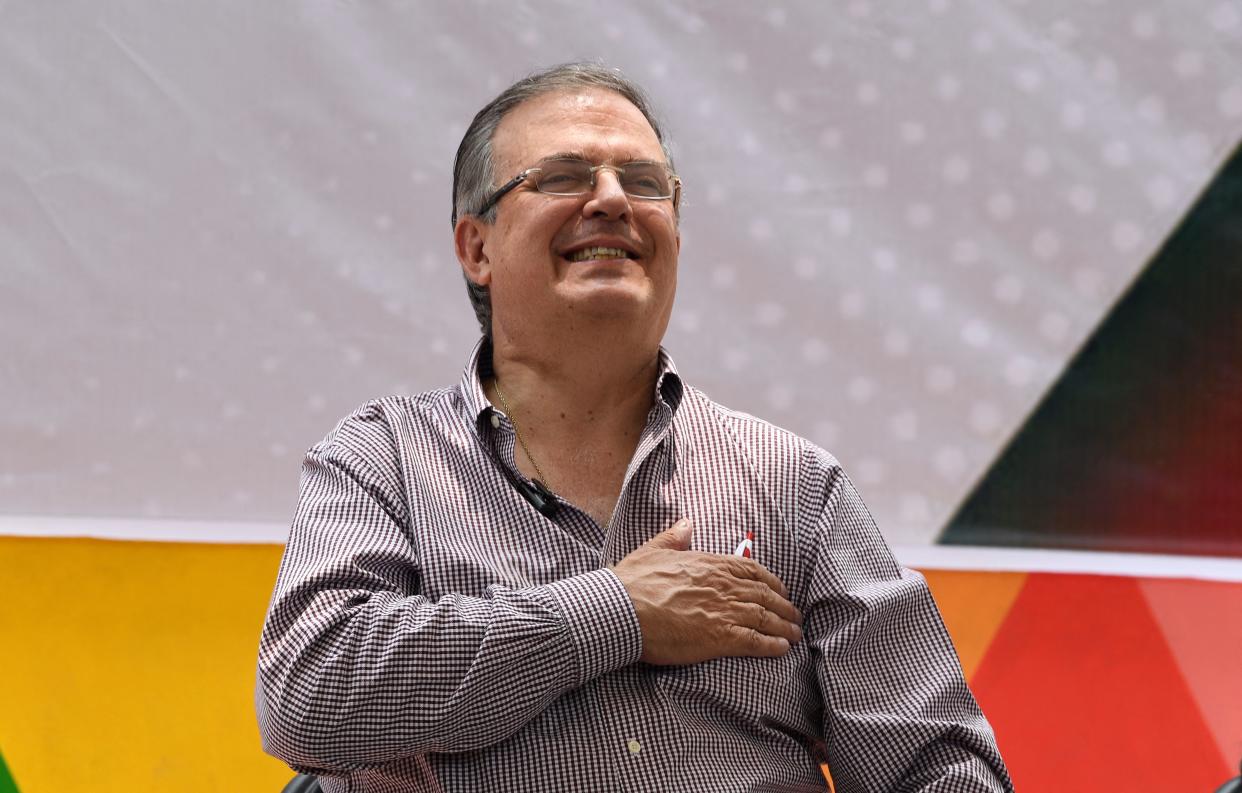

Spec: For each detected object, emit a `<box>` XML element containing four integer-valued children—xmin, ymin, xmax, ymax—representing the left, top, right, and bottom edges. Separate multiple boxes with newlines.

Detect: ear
<box><xmin>455</xmin><ymin>215</ymin><xmax>492</xmax><ymax>288</ymax></box>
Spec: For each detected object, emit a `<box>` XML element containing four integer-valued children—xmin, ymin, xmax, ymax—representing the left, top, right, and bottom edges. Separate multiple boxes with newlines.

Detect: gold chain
<box><xmin>493</xmin><ymin>380</ymin><xmax>553</xmax><ymax>492</ymax></box>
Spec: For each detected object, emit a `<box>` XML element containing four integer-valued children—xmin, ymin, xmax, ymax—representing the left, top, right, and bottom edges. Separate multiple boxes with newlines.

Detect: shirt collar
<box><xmin>458</xmin><ymin>337</ymin><xmax>684</xmax><ymax>430</ymax></box>
<box><xmin>459</xmin><ymin>337</ymin><xmax>496</xmax><ymax>431</ymax></box>
<box><xmin>654</xmin><ymin>348</ymin><xmax>684</xmax><ymax>414</ymax></box>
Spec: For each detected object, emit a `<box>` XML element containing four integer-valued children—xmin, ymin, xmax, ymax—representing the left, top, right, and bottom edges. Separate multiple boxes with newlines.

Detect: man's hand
<box><xmin>611</xmin><ymin>519</ymin><xmax>803</xmax><ymax>665</ymax></box>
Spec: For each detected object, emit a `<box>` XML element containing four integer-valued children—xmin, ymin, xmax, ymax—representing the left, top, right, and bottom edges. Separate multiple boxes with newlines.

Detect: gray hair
<box><xmin>451</xmin><ymin>62</ymin><xmax>676</xmax><ymax>338</ymax></box>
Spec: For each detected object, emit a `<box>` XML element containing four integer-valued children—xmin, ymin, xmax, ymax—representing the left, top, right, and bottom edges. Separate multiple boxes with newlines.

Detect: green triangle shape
<box><xmin>940</xmin><ymin>139</ymin><xmax>1242</xmax><ymax>556</ymax></box>
<box><xmin>0</xmin><ymin>748</ymin><xmax>19</xmax><ymax>793</ymax></box>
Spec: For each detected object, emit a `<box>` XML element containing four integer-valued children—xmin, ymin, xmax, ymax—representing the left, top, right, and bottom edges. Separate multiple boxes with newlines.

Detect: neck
<box><xmin>485</xmin><ymin>330</ymin><xmax>661</xmax><ymax>448</ymax></box>
<box><xmin>482</xmin><ymin>325</ymin><xmax>663</xmax><ymax>526</ymax></box>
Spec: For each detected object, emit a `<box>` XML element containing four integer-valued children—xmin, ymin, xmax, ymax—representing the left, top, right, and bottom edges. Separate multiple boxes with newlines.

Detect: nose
<box><xmin>581</xmin><ymin>167</ymin><xmax>631</xmax><ymax>221</ymax></box>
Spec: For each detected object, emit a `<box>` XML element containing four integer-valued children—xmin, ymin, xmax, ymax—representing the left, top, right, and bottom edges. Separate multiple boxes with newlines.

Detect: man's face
<box><xmin>466</xmin><ymin>88</ymin><xmax>681</xmax><ymax>346</ymax></box>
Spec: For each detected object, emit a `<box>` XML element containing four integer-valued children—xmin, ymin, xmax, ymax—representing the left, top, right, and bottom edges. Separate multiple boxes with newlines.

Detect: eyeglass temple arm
<box><xmin>477</xmin><ymin>171</ymin><xmax>531</xmax><ymax>216</ymax></box>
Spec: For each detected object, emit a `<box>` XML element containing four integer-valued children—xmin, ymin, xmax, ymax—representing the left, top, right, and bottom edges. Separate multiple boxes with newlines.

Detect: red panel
<box><xmin>969</xmin><ymin>573</ymin><xmax>1230</xmax><ymax>790</ymax></box>
<box><xmin>1140</xmin><ymin>577</ymin><xmax>1242</xmax><ymax>769</ymax></box>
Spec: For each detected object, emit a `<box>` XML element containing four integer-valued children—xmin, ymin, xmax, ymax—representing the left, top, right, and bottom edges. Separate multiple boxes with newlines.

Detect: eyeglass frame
<box><xmin>474</xmin><ymin>157</ymin><xmax>682</xmax><ymax>217</ymax></box>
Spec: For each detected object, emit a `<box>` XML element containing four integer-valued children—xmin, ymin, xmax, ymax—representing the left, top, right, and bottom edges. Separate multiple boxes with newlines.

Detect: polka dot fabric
<box><xmin>1</xmin><ymin>2</ymin><xmax>1239</xmax><ymax>546</ymax></box>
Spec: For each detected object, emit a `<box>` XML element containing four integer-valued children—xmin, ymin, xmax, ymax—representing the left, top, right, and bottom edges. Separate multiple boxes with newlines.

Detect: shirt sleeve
<box><xmin>802</xmin><ymin>455</ymin><xmax>1014</xmax><ymax>793</ymax></box>
<box><xmin>255</xmin><ymin>409</ymin><xmax>643</xmax><ymax>773</ymax></box>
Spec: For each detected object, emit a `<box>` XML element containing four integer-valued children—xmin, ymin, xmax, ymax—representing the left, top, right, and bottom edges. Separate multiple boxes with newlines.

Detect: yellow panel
<box><xmin>918</xmin><ymin>569</ymin><xmax>1028</xmax><ymax>680</ymax></box>
<box><xmin>0</xmin><ymin>537</ymin><xmax>1026</xmax><ymax>791</ymax></box>
<box><xmin>0</xmin><ymin>536</ymin><xmax>293</xmax><ymax>793</ymax></box>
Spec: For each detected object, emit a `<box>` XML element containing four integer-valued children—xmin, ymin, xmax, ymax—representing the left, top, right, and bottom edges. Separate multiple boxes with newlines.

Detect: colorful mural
<box><xmin>1</xmin><ymin>536</ymin><xmax>1237</xmax><ymax>792</ymax></box>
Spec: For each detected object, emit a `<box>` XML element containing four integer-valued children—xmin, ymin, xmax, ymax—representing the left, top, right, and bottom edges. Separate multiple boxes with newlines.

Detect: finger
<box><xmin>725</xmin><ymin>556</ymin><xmax>790</xmax><ymax>599</ymax></box>
<box><xmin>748</xmin><ymin>584</ymin><xmax>802</xmax><ymax>628</ymax></box>
<box><xmin>738</xmin><ymin>601</ymin><xmax>803</xmax><ymax>644</ymax></box>
<box><xmin>724</xmin><ymin>578</ymin><xmax>801</xmax><ymax>626</ymax></box>
<box><xmin>724</xmin><ymin>624</ymin><xmax>792</xmax><ymax>658</ymax></box>
<box><xmin>644</xmin><ymin>518</ymin><xmax>693</xmax><ymax>550</ymax></box>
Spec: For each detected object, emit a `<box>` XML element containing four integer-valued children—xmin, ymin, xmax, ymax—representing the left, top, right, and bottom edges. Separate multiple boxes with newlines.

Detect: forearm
<box><xmin>804</xmin><ymin>458</ymin><xmax>1012</xmax><ymax>792</ymax></box>
<box><xmin>257</xmin><ymin>567</ymin><xmax>640</xmax><ymax>770</ymax></box>
<box><xmin>812</xmin><ymin>572</ymin><xmax>1009</xmax><ymax>789</ymax></box>
<box><xmin>892</xmin><ymin>736</ymin><xmax>1013</xmax><ymax>793</ymax></box>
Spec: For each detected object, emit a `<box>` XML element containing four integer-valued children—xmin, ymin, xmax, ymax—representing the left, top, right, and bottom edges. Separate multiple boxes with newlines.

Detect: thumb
<box><xmin>647</xmin><ymin>518</ymin><xmax>693</xmax><ymax>550</ymax></box>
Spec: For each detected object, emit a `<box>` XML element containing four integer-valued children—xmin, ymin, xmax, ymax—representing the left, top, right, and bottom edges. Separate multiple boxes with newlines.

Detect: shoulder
<box><xmin>679</xmin><ymin>384</ymin><xmax>844</xmax><ymax>477</ymax></box>
<box><xmin>675</xmin><ymin>384</ymin><xmax>854</xmax><ymax>525</ymax></box>
<box><xmin>311</xmin><ymin>388</ymin><xmax>459</xmax><ymax>461</ymax></box>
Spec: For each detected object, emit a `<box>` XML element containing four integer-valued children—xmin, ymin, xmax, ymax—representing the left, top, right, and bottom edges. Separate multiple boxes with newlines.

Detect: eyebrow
<box><xmin>541</xmin><ymin>150</ymin><xmax>588</xmax><ymax>162</ymax></box>
<box><xmin>537</xmin><ymin>152</ymin><xmax>667</xmax><ymax>167</ymax></box>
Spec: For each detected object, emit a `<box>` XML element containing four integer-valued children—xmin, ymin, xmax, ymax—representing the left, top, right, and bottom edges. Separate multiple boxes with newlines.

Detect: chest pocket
<box><xmin>648</xmin><ymin>482</ymin><xmax>815</xmax><ymax>734</ymax></box>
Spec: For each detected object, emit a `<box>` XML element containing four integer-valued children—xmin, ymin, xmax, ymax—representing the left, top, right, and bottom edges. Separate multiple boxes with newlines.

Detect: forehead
<box><xmin>491</xmin><ymin>88</ymin><xmax>665</xmax><ymax>173</ymax></box>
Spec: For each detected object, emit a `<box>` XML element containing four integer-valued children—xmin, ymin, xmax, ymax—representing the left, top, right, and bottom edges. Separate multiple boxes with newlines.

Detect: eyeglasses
<box><xmin>476</xmin><ymin>157</ymin><xmax>681</xmax><ymax>216</ymax></box>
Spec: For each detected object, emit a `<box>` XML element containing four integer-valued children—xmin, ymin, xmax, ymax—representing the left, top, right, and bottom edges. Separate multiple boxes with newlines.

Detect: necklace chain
<box><xmin>493</xmin><ymin>380</ymin><xmax>553</xmax><ymax>493</ymax></box>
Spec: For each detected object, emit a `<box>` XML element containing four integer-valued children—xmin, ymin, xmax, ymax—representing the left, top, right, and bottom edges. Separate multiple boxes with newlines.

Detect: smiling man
<box><xmin>257</xmin><ymin>63</ymin><xmax>1012</xmax><ymax>793</ymax></box>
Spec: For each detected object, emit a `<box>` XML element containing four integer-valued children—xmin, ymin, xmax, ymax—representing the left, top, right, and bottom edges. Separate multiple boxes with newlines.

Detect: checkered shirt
<box><xmin>256</xmin><ymin>341</ymin><xmax>1012</xmax><ymax>792</ymax></box>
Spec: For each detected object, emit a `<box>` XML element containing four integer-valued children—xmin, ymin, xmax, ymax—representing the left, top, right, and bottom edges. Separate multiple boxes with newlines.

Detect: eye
<box><xmin>623</xmin><ymin>167</ymin><xmax>669</xmax><ymax>197</ymax></box>
<box><xmin>535</xmin><ymin>160</ymin><xmax>592</xmax><ymax>193</ymax></box>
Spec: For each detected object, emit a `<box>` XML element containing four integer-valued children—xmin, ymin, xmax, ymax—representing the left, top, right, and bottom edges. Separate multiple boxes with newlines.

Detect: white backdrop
<box><xmin>2</xmin><ymin>0</ymin><xmax>1240</xmax><ymax>545</ymax></box>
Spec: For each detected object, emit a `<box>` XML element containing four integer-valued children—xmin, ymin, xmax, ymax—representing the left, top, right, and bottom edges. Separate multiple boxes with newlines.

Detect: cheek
<box><xmin>652</xmin><ymin>216</ymin><xmax>681</xmax><ymax>258</ymax></box>
<box><xmin>637</xmin><ymin>205</ymin><xmax>676</xmax><ymax>238</ymax></box>
<box><xmin>488</xmin><ymin>222</ymin><xmax>550</xmax><ymax>269</ymax></box>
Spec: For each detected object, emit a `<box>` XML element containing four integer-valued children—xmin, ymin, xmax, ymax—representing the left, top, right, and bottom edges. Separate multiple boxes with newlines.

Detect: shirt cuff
<box><xmin>542</xmin><ymin>568</ymin><xmax>643</xmax><ymax>685</ymax></box>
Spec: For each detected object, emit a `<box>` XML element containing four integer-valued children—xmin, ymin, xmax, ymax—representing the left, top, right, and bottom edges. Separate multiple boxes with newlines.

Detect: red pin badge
<box><xmin>733</xmin><ymin>530</ymin><xmax>754</xmax><ymax>558</ymax></box>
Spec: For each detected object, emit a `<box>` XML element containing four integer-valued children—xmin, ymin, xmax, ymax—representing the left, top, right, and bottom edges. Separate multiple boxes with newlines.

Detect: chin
<box><xmin>556</xmin><ymin>263</ymin><xmax>674</xmax><ymax>324</ymax></box>
<box><xmin>562</xmin><ymin>280</ymin><xmax>655</xmax><ymax>317</ymax></box>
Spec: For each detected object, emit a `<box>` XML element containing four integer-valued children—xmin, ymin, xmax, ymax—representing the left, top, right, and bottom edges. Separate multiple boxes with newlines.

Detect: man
<box><xmin>257</xmin><ymin>63</ymin><xmax>1012</xmax><ymax>792</ymax></box>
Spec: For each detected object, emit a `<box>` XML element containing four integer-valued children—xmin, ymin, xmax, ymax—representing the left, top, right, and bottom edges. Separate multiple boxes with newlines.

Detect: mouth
<box><xmin>564</xmin><ymin>245</ymin><xmax>639</xmax><ymax>263</ymax></box>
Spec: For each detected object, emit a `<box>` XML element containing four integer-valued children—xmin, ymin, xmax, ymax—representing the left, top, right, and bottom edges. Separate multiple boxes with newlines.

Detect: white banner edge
<box><xmin>893</xmin><ymin>543</ymin><xmax>1242</xmax><ymax>582</ymax></box>
<box><xmin>1</xmin><ymin>516</ymin><xmax>1239</xmax><ymax>581</ymax></box>
<box><xmin>0</xmin><ymin>515</ymin><xmax>288</xmax><ymax>544</ymax></box>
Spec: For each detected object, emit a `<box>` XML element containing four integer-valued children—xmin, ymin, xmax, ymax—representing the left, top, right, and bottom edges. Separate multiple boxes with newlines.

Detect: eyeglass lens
<box><xmin>533</xmin><ymin>159</ymin><xmax>673</xmax><ymax>199</ymax></box>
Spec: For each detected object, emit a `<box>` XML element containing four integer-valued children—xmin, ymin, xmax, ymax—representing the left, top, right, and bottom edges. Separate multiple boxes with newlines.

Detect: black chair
<box><xmin>281</xmin><ymin>774</ymin><xmax>321</xmax><ymax>793</ymax></box>
<box><xmin>1216</xmin><ymin>758</ymin><xmax>1242</xmax><ymax>793</ymax></box>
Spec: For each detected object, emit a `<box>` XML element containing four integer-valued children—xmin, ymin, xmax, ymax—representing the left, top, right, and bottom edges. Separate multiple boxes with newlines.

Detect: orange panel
<box><xmin>918</xmin><ymin>569</ymin><xmax>1027</xmax><ymax>680</ymax></box>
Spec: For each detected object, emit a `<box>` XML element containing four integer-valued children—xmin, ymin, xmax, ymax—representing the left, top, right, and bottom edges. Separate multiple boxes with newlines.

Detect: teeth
<box><xmin>569</xmin><ymin>246</ymin><xmax>628</xmax><ymax>262</ymax></box>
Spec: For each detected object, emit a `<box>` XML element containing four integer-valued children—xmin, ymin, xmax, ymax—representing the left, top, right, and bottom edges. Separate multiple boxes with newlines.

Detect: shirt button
<box><xmin>626</xmin><ymin>739</ymin><xmax>642</xmax><ymax>755</ymax></box>
<box><xmin>490</xmin><ymin>413</ymin><xmax>501</xmax><ymax>429</ymax></box>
